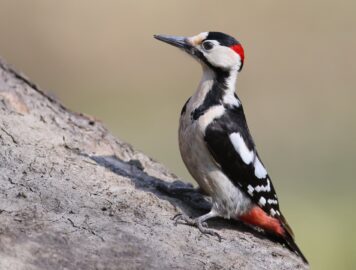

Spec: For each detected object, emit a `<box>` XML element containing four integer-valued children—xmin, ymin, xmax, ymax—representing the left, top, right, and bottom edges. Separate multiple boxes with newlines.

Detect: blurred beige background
<box><xmin>0</xmin><ymin>1</ymin><xmax>355</xmax><ymax>269</ymax></box>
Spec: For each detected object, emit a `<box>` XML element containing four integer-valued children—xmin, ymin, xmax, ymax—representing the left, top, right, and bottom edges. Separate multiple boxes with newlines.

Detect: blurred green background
<box><xmin>0</xmin><ymin>1</ymin><xmax>355</xmax><ymax>269</ymax></box>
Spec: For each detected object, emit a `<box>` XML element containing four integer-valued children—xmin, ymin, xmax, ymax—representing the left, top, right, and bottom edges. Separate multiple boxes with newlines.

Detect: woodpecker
<box><xmin>154</xmin><ymin>32</ymin><xmax>308</xmax><ymax>264</ymax></box>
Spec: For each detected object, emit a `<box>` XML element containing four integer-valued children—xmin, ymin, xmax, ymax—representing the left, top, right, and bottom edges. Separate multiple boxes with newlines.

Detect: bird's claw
<box><xmin>172</xmin><ymin>213</ymin><xmax>222</xmax><ymax>242</ymax></box>
<box><xmin>173</xmin><ymin>213</ymin><xmax>194</xmax><ymax>226</ymax></box>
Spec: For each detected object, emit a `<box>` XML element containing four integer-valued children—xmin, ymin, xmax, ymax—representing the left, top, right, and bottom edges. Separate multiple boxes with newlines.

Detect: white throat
<box><xmin>186</xmin><ymin>65</ymin><xmax>240</xmax><ymax>117</ymax></box>
<box><xmin>188</xmin><ymin>67</ymin><xmax>215</xmax><ymax>109</ymax></box>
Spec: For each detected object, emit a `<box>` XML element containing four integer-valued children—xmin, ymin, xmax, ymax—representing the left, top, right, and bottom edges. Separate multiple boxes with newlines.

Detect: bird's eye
<box><xmin>202</xmin><ymin>41</ymin><xmax>214</xmax><ymax>51</ymax></box>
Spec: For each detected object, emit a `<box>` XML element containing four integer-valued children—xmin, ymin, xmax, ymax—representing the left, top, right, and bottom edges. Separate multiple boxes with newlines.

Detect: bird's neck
<box><xmin>202</xmin><ymin>66</ymin><xmax>238</xmax><ymax>93</ymax></box>
<box><xmin>217</xmin><ymin>68</ymin><xmax>239</xmax><ymax>101</ymax></box>
<box><xmin>192</xmin><ymin>66</ymin><xmax>239</xmax><ymax>107</ymax></box>
<box><xmin>188</xmin><ymin>66</ymin><xmax>240</xmax><ymax>120</ymax></box>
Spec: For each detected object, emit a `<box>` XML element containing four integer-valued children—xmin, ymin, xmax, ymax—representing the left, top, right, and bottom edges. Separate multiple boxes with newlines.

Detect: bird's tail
<box><xmin>279</xmin><ymin>216</ymin><xmax>309</xmax><ymax>265</ymax></box>
<box><xmin>240</xmin><ymin>207</ymin><xmax>308</xmax><ymax>264</ymax></box>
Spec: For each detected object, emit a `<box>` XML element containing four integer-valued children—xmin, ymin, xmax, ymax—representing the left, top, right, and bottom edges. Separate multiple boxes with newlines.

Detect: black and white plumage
<box><xmin>154</xmin><ymin>32</ymin><xmax>308</xmax><ymax>264</ymax></box>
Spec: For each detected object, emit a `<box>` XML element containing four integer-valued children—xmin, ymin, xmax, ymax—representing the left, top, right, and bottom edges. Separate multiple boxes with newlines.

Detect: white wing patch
<box><xmin>254</xmin><ymin>179</ymin><xmax>271</xmax><ymax>193</ymax></box>
<box><xmin>259</xmin><ymin>196</ymin><xmax>266</xmax><ymax>206</ymax></box>
<box><xmin>229</xmin><ymin>133</ymin><xmax>268</xmax><ymax>180</ymax></box>
<box><xmin>254</xmin><ymin>157</ymin><xmax>267</xmax><ymax>179</ymax></box>
<box><xmin>229</xmin><ymin>132</ymin><xmax>254</xmax><ymax>164</ymax></box>
<box><xmin>268</xmin><ymin>199</ymin><xmax>278</xmax><ymax>205</ymax></box>
<box><xmin>247</xmin><ymin>185</ymin><xmax>254</xmax><ymax>196</ymax></box>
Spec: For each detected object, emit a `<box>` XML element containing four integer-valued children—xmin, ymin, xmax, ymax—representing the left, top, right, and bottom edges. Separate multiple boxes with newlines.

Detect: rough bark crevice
<box><xmin>0</xmin><ymin>58</ymin><xmax>308</xmax><ymax>270</ymax></box>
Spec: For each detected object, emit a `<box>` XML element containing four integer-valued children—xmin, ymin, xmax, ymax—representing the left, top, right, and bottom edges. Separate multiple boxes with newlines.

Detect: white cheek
<box><xmin>205</xmin><ymin>47</ymin><xmax>241</xmax><ymax>69</ymax></box>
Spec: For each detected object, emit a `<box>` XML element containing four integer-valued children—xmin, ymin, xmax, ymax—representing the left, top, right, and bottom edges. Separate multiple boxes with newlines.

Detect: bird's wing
<box><xmin>203</xmin><ymin>105</ymin><xmax>282</xmax><ymax>218</ymax></box>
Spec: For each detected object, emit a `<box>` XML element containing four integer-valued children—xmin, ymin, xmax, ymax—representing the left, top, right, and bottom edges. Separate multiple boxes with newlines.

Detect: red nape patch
<box><xmin>240</xmin><ymin>207</ymin><xmax>284</xmax><ymax>236</ymax></box>
<box><xmin>230</xmin><ymin>44</ymin><xmax>245</xmax><ymax>62</ymax></box>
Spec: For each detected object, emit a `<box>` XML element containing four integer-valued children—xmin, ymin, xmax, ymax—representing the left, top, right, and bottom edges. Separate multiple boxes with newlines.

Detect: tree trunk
<box><xmin>0</xmin><ymin>58</ymin><xmax>308</xmax><ymax>270</ymax></box>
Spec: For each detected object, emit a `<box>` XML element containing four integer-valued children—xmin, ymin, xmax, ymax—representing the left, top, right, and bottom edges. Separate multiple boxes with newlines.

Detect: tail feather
<box><xmin>279</xmin><ymin>217</ymin><xmax>308</xmax><ymax>265</ymax></box>
<box><xmin>279</xmin><ymin>214</ymin><xmax>294</xmax><ymax>238</ymax></box>
<box><xmin>240</xmin><ymin>207</ymin><xmax>308</xmax><ymax>264</ymax></box>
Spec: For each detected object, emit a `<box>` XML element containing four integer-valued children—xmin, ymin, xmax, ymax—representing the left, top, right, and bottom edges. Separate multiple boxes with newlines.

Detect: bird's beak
<box><xmin>154</xmin><ymin>34</ymin><xmax>195</xmax><ymax>55</ymax></box>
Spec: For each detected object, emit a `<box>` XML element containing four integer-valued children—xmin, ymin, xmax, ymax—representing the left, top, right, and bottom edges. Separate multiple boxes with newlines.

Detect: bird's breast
<box><xmin>179</xmin><ymin>104</ymin><xmax>217</xmax><ymax>194</ymax></box>
<box><xmin>178</xmin><ymin>100</ymin><xmax>252</xmax><ymax>218</ymax></box>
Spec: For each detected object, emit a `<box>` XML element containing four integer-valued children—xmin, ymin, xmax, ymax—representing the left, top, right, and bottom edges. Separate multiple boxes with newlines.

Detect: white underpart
<box><xmin>178</xmin><ymin>67</ymin><xmax>252</xmax><ymax>219</ymax></box>
<box><xmin>254</xmin><ymin>179</ymin><xmax>271</xmax><ymax>193</ymax></box>
<box><xmin>229</xmin><ymin>132</ymin><xmax>254</xmax><ymax>164</ymax></box>
<box><xmin>209</xmin><ymin>169</ymin><xmax>252</xmax><ymax>218</ymax></box>
<box><xmin>254</xmin><ymin>157</ymin><xmax>267</xmax><ymax>179</ymax></box>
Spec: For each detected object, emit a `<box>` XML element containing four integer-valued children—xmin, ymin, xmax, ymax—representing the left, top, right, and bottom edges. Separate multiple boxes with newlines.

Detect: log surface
<box><xmin>0</xmin><ymin>59</ymin><xmax>308</xmax><ymax>270</ymax></box>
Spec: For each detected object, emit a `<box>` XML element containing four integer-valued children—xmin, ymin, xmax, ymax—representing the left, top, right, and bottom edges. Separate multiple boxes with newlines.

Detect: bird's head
<box><xmin>154</xmin><ymin>31</ymin><xmax>244</xmax><ymax>72</ymax></box>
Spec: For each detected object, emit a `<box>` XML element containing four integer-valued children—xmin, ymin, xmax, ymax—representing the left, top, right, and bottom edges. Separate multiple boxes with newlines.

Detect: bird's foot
<box><xmin>173</xmin><ymin>213</ymin><xmax>222</xmax><ymax>242</ymax></box>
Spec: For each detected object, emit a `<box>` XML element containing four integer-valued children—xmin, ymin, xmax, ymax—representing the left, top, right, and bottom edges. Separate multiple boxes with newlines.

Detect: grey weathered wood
<box><xmin>0</xmin><ymin>58</ymin><xmax>308</xmax><ymax>270</ymax></box>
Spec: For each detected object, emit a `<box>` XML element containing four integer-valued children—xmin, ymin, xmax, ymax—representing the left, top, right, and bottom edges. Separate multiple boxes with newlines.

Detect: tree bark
<box><xmin>0</xmin><ymin>58</ymin><xmax>308</xmax><ymax>270</ymax></box>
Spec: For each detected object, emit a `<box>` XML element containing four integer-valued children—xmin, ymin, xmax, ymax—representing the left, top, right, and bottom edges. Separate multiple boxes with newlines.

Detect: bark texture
<box><xmin>0</xmin><ymin>58</ymin><xmax>308</xmax><ymax>270</ymax></box>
